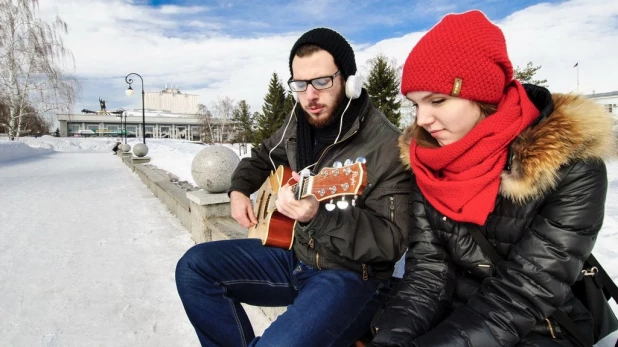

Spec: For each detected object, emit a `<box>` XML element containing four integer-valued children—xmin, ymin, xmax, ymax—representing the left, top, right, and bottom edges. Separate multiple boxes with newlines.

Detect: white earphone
<box><xmin>344</xmin><ymin>74</ymin><xmax>362</xmax><ymax>99</ymax></box>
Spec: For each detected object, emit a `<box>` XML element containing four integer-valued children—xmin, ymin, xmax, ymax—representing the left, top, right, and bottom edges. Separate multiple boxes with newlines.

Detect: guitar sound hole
<box><xmin>264</xmin><ymin>194</ymin><xmax>272</xmax><ymax>219</ymax></box>
<box><xmin>257</xmin><ymin>191</ymin><xmax>265</xmax><ymax>221</ymax></box>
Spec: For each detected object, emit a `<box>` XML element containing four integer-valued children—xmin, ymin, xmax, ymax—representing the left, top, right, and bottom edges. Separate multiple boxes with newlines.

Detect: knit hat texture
<box><xmin>289</xmin><ymin>27</ymin><xmax>356</xmax><ymax>80</ymax></box>
<box><xmin>401</xmin><ymin>10</ymin><xmax>513</xmax><ymax>104</ymax></box>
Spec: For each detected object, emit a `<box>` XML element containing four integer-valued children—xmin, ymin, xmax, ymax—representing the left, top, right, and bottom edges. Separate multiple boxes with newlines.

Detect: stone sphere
<box><xmin>120</xmin><ymin>144</ymin><xmax>131</xmax><ymax>153</ymax></box>
<box><xmin>133</xmin><ymin>143</ymin><xmax>149</xmax><ymax>157</ymax></box>
<box><xmin>191</xmin><ymin>145</ymin><xmax>240</xmax><ymax>193</ymax></box>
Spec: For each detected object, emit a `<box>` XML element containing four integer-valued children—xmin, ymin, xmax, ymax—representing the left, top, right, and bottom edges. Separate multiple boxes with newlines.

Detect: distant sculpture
<box><xmin>99</xmin><ymin>98</ymin><xmax>106</xmax><ymax>111</ymax></box>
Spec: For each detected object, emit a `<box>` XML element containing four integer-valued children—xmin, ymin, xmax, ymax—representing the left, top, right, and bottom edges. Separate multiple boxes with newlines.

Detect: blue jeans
<box><xmin>175</xmin><ymin>238</ymin><xmax>388</xmax><ymax>347</ymax></box>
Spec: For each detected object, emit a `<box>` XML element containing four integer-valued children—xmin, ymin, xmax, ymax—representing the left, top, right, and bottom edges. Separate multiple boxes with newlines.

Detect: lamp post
<box><xmin>124</xmin><ymin>73</ymin><xmax>145</xmax><ymax>144</ymax></box>
<box><xmin>115</xmin><ymin>108</ymin><xmax>126</xmax><ymax>144</ymax></box>
<box><xmin>125</xmin><ymin>73</ymin><xmax>148</xmax><ymax>157</ymax></box>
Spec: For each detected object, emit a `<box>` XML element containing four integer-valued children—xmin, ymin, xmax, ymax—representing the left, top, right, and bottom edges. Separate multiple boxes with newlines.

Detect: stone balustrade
<box><xmin>118</xmin><ymin>145</ymin><xmax>286</xmax><ymax>323</ymax></box>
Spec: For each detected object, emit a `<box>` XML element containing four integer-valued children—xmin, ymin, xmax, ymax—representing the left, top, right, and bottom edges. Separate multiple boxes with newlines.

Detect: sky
<box><xmin>35</xmin><ymin>0</ymin><xmax>618</xmax><ymax>118</ymax></box>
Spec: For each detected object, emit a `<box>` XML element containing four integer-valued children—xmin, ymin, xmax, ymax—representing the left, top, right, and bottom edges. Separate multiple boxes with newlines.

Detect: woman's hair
<box><xmin>412</xmin><ymin>102</ymin><xmax>497</xmax><ymax>148</ymax></box>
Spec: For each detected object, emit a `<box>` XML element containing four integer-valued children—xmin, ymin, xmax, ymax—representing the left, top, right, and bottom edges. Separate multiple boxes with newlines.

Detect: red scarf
<box><xmin>410</xmin><ymin>81</ymin><xmax>539</xmax><ymax>225</ymax></box>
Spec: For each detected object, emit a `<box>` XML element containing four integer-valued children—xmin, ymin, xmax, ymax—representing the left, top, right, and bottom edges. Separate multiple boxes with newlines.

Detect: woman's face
<box><xmin>407</xmin><ymin>91</ymin><xmax>482</xmax><ymax>146</ymax></box>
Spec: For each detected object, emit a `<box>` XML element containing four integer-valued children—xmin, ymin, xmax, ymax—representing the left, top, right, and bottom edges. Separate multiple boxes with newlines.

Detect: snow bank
<box><xmin>20</xmin><ymin>135</ymin><xmax>118</xmax><ymax>152</ymax></box>
<box><xmin>1</xmin><ymin>136</ymin><xmax>251</xmax><ymax>186</ymax></box>
<box><xmin>0</xmin><ymin>141</ymin><xmax>54</xmax><ymax>163</ymax></box>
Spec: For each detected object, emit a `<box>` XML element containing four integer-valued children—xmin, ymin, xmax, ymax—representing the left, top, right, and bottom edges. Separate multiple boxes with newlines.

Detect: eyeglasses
<box><xmin>288</xmin><ymin>71</ymin><xmax>341</xmax><ymax>92</ymax></box>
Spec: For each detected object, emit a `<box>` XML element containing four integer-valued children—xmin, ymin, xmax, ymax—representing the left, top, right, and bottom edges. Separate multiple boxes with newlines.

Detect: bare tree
<box><xmin>0</xmin><ymin>0</ymin><xmax>80</xmax><ymax>140</ymax></box>
<box><xmin>0</xmin><ymin>98</ymin><xmax>48</xmax><ymax>135</ymax></box>
<box><xmin>196</xmin><ymin>103</ymin><xmax>214</xmax><ymax>144</ymax></box>
<box><xmin>212</xmin><ymin>96</ymin><xmax>235</xmax><ymax>119</ymax></box>
<box><xmin>211</xmin><ymin>96</ymin><xmax>236</xmax><ymax>142</ymax></box>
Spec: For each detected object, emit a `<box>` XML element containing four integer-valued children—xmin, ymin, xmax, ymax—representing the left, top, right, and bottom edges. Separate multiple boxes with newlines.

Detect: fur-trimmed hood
<box><xmin>398</xmin><ymin>89</ymin><xmax>617</xmax><ymax>204</ymax></box>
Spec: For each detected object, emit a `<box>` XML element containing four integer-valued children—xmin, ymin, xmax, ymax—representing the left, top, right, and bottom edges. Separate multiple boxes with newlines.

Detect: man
<box><xmin>112</xmin><ymin>138</ymin><xmax>121</xmax><ymax>155</ymax></box>
<box><xmin>176</xmin><ymin>27</ymin><xmax>412</xmax><ymax>347</ymax></box>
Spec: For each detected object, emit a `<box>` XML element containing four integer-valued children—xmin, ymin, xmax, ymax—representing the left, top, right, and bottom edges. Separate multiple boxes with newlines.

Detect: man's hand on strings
<box><xmin>276</xmin><ymin>171</ymin><xmax>319</xmax><ymax>223</ymax></box>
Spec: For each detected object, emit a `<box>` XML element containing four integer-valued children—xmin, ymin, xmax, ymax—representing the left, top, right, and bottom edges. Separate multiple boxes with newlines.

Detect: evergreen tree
<box><xmin>232</xmin><ymin>100</ymin><xmax>254</xmax><ymax>144</ymax></box>
<box><xmin>283</xmin><ymin>90</ymin><xmax>296</xmax><ymax>119</ymax></box>
<box><xmin>364</xmin><ymin>54</ymin><xmax>402</xmax><ymax>128</ymax></box>
<box><xmin>514</xmin><ymin>61</ymin><xmax>548</xmax><ymax>87</ymax></box>
<box><xmin>253</xmin><ymin>72</ymin><xmax>288</xmax><ymax>148</ymax></box>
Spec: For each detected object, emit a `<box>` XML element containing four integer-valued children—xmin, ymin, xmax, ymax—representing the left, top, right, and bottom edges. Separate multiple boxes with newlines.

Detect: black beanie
<box><xmin>289</xmin><ymin>27</ymin><xmax>357</xmax><ymax>80</ymax></box>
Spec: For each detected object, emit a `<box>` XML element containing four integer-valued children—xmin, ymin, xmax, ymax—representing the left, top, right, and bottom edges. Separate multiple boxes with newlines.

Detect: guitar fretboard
<box><xmin>291</xmin><ymin>177</ymin><xmax>310</xmax><ymax>200</ymax></box>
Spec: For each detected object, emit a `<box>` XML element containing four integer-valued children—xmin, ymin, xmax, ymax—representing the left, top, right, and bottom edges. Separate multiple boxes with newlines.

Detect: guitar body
<box><xmin>248</xmin><ymin>162</ymin><xmax>367</xmax><ymax>250</ymax></box>
<box><xmin>248</xmin><ymin>166</ymin><xmax>296</xmax><ymax>250</ymax></box>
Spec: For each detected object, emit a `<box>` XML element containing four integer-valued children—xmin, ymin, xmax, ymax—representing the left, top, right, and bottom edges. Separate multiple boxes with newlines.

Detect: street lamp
<box><xmin>124</xmin><ymin>73</ymin><xmax>145</xmax><ymax>144</ymax></box>
<box><xmin>125</xmin><ymin>73</ymin><xmax>149</xmax><ymax>157</ymax></box>
<box><xmin>115</xmin><ymin>108</ymin><xmax>127</xmax><ymax>144</ymax></box>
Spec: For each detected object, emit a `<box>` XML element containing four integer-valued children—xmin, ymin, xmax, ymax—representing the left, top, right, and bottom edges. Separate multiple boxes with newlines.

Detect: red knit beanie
<box><xmin>401</xmin><ymin>10</ymin><xmax>513</xmax><ymax>104</ymax></box>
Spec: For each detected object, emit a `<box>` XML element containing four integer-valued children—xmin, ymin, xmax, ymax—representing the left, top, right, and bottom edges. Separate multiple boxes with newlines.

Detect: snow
<box><xmin>3</xmin><ymin>136</ymin><xmax>251</xmax><ymax>186</ymax></box>
<box><xmin>0</xmin><ymin>141</ymin><xmax>54</xmax><ymax>163</ymax></box>
<box><xmin>0</xmin><ymin>136</ymin><xmax>617</xmax><ymax>345</ymax></box>
<box><xmin>0</xmin><ymin>136</ymin><xmax>263</xmax><ymax>347</ymax></box>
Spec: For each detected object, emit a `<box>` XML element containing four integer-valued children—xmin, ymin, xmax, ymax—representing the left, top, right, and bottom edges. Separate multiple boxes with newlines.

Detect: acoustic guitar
<box><xmin>248</xmin><ymin>161</ymin><xmax>368</xmax><ymax>250</ymax></box>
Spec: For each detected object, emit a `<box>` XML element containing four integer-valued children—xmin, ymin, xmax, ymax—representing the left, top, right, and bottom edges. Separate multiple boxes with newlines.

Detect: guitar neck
<box><xmin>291</xmin><ymin>177</ymin><xmax>311</xmax><ymax>200</ymax></box>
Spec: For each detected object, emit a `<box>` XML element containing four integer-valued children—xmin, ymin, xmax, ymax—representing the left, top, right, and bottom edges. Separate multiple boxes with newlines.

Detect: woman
<box><xmin>369</xmin><ymin>10</ymin><xmax>616</xmax><ymax>347</ymax></box>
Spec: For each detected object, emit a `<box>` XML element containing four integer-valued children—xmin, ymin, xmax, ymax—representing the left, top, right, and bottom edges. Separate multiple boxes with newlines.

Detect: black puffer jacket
<box><xmin>369</xmin><ymin>86</ymin><xmax>617</xmax><ymax>346</ymax></box>
<box><xmin>230</xmin><ymin>91</ymin><xmax>412</xmax><ymax>280</ymax></box>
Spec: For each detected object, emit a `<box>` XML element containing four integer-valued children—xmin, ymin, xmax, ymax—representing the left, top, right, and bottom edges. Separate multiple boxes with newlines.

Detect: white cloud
<box><xmin>36</xmin><ymin>0</ymin><xmax>618</xmax><ymax>115</ymax></box>
<box><xmin>359</xmin><ymin>0</ymin><xmax>618</xmax><ymax>96</ymax></box>
<box><xmin>159</xmin><ymin>5</ymin><xmax>209</xmax><ymax>15</ymax></box>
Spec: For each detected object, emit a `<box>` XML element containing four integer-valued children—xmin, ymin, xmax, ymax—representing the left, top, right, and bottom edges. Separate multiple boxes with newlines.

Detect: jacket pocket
<box><xmin>285</xmin><ymin>138</ymin><xmax>297</xmax><ymax>171</ymax></box>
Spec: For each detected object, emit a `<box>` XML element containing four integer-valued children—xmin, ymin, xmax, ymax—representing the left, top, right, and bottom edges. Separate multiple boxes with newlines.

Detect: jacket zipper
<box><xmin>307</xmin><ymin>236</ymin><xmax>322</xmax><ymax>269</ymax></box>
<box><xmin>308</xmin><ymin>124</ymin><xmax>358</xmax><ymax>272</ymax></box>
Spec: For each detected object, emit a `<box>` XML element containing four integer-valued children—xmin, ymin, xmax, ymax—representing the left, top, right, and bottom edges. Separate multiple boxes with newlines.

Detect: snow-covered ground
<box><xmin>0</xmin><ymin>135</ymin><xmax>617</xmax><ymax>345</ymax></box>
<box><xmin>0</xmin><ymin>136</ymin><xmax>251</xmax><ymax>186</ymax></box>
<box><xmin>0</xmin><ymin>136</ymin><xmax>265</xmax><ymax>347</ymax></box>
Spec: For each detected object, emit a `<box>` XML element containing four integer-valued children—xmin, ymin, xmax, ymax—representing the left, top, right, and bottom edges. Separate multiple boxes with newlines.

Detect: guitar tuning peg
<box><xmin>325</xmin><ymin>199</ymin><xmax>336</xmax><ymax>211</ymax></box>
<box><xmin>355</xmin><ymin>156</ymin><xmax>366</xmax><ymax>164</ymax></box>
<box><xmin>344</xmin><ymin>159</ymin><xmax>353</xmax><ymax>166</ymax></box>
<box><xmin>336</xmin><ymin>196</ymin><xmax>349</xmax><ymax>210</ymax></box>
<box><xmin>352</xmin><ymin>195</ymin><xmax>358</xmax><ymax>207</ymax></box>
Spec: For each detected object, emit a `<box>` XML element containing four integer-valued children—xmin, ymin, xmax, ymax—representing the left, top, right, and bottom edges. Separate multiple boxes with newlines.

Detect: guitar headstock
<box><xmin>305</xmin><ymin>157</ymin><xmax>368</xmax><ymax>210</ymax></box>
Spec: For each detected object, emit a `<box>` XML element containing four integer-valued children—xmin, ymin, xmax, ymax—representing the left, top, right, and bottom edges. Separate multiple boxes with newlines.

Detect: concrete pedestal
<box><xmin>186</xmin><ymin>191</ymin><xmax>241</xmax><ymax>243</ymax></box>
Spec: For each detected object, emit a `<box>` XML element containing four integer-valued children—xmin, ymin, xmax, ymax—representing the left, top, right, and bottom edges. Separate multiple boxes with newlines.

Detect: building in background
<box><xmin>586</xmin><ymin>91</ymin><xmax>618</xmax><ymax>115</ymax></box>
<box><xmin>57</xmin><ymin>86</ymin><xmax>239</xmax><ymax>142</ymax></box>
<box><xmin>144</xmin><ymin>85</ymin><xmax>199</xmax><ymax>114</ymax></box>
<box><xmin>585</xmin><ymin>90</ymin><xmax>618</xmax><ymax>133</ymax></box>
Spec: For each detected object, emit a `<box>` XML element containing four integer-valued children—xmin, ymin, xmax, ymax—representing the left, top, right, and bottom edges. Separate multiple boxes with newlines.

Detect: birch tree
<box><xmin>197</xmin><ymin>103</ymin><xmax>213</xmax><ymax>144</ymax></box>
<box><xmin>211</xmin><ymin>96</ymin><xmax>236</xmax><ymax>142</ymax></box>
<box><xmin>0</xmin><ymin>0</ymin><xmax>79</xmax><ymax>140</ymax></box>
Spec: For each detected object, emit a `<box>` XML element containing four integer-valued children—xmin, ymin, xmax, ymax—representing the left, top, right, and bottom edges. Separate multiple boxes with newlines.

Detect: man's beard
<box><xmin>304</xmin><ymin>90</ymin><xmax>345</xmax><ymax>128</ymax></box>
